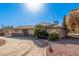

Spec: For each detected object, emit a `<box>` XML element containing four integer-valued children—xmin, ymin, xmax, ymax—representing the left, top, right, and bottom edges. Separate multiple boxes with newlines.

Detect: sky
<box><xmin>0</xmin><ymin>3</ymin><xmax>79</xmax><ymax>26</ymax></box>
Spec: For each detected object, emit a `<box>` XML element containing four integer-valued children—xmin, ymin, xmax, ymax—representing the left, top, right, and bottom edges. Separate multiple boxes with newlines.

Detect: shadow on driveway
<box><xmin>5</xmin><ymin>36</ymin><xmax>48</xmax><ymax>48</ymax></box>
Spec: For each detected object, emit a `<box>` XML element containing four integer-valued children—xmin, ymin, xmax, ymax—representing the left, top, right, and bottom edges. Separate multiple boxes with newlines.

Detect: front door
<box><xmin>22</xmin><ymin>29</ymin><xmax>29</xmax><ymax>36</ymax></box>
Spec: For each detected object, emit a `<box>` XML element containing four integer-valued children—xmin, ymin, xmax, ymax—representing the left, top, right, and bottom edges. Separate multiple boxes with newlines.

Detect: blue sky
<box><xmin>0</xmin><ymin>3</ymin><xmax>79</xmax><ymax>26</ymax></box>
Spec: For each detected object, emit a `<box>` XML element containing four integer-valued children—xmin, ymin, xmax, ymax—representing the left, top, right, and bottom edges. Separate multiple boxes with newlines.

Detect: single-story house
<box><xmin>10</xmin><ymin>22</ymin><xmax>66</xmax><ymax>38</ymax></box>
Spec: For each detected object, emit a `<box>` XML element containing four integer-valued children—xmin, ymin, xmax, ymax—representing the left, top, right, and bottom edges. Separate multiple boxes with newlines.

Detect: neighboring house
<box><xmin>10</xmin><ymin>22</ymin><xmax>65</xmax><ymax>38</ymax></box>
<box><xmin>0</xmin><ymin>29</ymin><xmax>13</xmax><ymax>36</ymax></box>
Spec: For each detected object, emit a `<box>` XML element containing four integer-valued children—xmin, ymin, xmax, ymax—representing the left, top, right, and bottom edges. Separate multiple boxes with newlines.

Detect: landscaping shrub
<box><xmin>38</xmin><ymin>30</ymin><xmax>49</xmax><ymax>39</ymax></box>
<box><xmin>49</xmin><ymin>33</ymin><xmax>59</xmax><ymax>41</ymax></box>
<box><xmin>34</xmin><ymin>24</ymin><xmax>49</xmax><ymax>39</ymax></box>
<box><xmin>0</xmin><ymin>33</ymin><xmax>4</xmax><ymax>36</ymax></box>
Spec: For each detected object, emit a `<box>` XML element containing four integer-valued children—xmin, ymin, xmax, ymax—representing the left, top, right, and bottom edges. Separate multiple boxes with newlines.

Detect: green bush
<box><xmin>34</xmin><ymin>24</ymin><xmax>49</xmax><ymax>39</ymax></box>
<box><xmin>38</xmin><ymin>30</ymin><xmax>49</xmax><ymax>39</ymax></box>
<box><xmin>49</xmin><ymin>33</ymin><xmax>59</xmax><ymax>41</ymax></box>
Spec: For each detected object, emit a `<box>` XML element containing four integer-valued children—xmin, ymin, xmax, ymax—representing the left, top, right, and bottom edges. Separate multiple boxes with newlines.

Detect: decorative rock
<box><xmin>49</xmin><ymin>45</ymin><xmax>53</xmax><ymax>53</ymax></box>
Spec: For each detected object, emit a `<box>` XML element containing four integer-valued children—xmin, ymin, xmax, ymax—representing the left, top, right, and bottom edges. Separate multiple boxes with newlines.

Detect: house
<box><xmin>10</xmin><ymin>22</ymin><xmax>65</xmax><ymax>38</ymax></box>
<box><xmin>12</xmin><ymin>25</ymin><xmax>34</xmax><ymax>37</ymax></box>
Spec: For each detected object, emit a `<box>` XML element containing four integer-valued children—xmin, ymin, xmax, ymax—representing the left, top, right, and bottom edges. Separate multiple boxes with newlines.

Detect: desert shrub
<box><xmin>0</xmin><ymin>33</ymin><xmax>4</xmax><ymax>36</ymax></box>
<box><xmin>49</xmin><ymin>33</ymin><xmax>59</xmax><ymax>41</ymax></box>
<box><xmin>34</xmin><ymin>24</ymin><xmax>49</xmax><ymax>39</ymax></box>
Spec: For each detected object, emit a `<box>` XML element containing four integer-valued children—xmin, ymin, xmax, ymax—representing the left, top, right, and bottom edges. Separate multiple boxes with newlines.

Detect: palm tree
<box><xmin>1</xmin><ymin>25</ymin><xmax>13</xmax><ymax>29</ymax></box>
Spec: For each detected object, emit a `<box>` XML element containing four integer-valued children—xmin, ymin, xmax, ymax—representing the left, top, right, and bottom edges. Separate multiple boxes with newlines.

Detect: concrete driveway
<box><xmin>0</xmin><ymin>36</ymin><xmax>46</xmax><ymax>56</ymax></box>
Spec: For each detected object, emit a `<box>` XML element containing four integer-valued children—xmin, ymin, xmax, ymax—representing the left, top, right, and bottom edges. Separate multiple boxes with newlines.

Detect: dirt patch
<box><xmin>46</xmin><ymin>39</ymin><xmax>79</xmax><ymax>56</ymax></box>
<box><xmin>0</xmin><ymin>39</ymin><xmax>6</xmax><ymax>46</ymax></box>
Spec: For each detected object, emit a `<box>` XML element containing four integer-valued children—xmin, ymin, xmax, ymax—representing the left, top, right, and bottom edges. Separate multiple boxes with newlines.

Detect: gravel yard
<box><xmin>0</xmin><ymin>36</ymin><xmax>46</xmax><ymax>56</ymax></box>
<box><xmin>0</xmin><ymin>36</ymin><xmax>79</xmax><ymax>56</ymax></box>
<box><xmin>46</xmin><ymin>39</ymin><xmax>79</xmax><ymax>56</ymax></box>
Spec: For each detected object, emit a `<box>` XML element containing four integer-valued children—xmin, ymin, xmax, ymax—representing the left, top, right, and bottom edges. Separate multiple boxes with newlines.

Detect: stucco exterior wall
<box><xmin>4</xmin><ymin>26</ymin><xmax>65</xmax><ymax>38</ymax></box>
<box><xmin>47</xmin><ymin>28</ymin><xmax>53</xmax><ymax>34</ymax></box>
<box><xmin>28</xmin><ymin>29</ymin><xmax>34</xmax><ymax>36</ymax></box>
<box><xmin>58</xmin><ymin>28</ymin><xmax>65</xmax><ymax>38</ymax></box>
<box><xmin>11</xmin><ymin>29</ymin><xmax>24</xmax><ymax>36</ymax></box>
